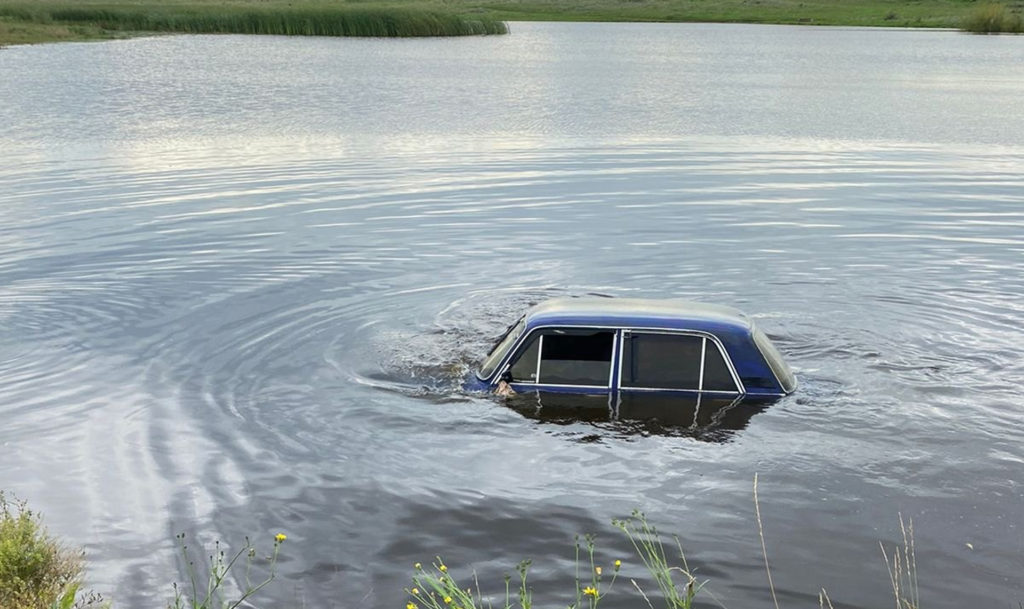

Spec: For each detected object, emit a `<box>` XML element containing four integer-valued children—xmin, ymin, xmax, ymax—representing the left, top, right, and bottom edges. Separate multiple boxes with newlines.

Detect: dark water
<box><xmin>2</xmin><ymin>22</ymin><xmax>1024</xmax><ymax>609</ymax></box>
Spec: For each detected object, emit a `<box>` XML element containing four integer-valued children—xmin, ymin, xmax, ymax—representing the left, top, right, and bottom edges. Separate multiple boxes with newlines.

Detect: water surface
<box><xmin>2</xmin><ymin>22</ymin><xmax>1024</xmax><ymax>608</ymax></box>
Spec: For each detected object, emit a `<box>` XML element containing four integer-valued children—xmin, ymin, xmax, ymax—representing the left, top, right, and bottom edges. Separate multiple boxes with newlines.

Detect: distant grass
<box><xmin>960</xmin><ymin>2</ymin><xmax>1023</xmax><ymax>32</ymax></box>
<box><xmin>479</xmin><ymin>0</ymin><xmax>966</xmax><ymax>26</ymax></box>
<box><xmin>0</xmin><ymin>1</ymin><xmax>508</xmax><ymax>45</ymax></box>
<box><xmin>0</xmin><ymin>0</ymin><xmax>1009</xmax><ymax>46</ymax></box>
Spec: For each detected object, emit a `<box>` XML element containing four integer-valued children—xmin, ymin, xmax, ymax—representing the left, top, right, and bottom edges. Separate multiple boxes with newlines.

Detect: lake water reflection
<box><xmin>1</xmin><ymin>22</ymin><xmax>1023</xmax><ymax>609</ymax></box>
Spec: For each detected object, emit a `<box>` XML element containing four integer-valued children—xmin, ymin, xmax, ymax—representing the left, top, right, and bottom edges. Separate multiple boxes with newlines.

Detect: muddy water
<box><xmin>1</xmin><ymin>22</ymin><xmax>1023</xmax><ymax>608</ymax></box>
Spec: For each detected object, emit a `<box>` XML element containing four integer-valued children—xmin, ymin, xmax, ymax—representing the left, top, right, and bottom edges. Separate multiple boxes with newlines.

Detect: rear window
<box><xmin>752</xmin><ymin>327</ymin><xmax>796</xmax><ymax>393</ymax></box>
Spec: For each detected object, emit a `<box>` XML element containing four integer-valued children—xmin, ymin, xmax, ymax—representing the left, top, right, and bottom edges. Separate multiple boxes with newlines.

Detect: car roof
<box><xmin>524</xmin><ymin>297</ymin><xmax>753</xmax><ymax>335</ymax></box>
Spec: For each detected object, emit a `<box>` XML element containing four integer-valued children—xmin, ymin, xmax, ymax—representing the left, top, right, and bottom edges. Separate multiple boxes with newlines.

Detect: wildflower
<box><xmin>582</xmin><ymin>586</ymin><xmax>598</xmax><ymax>597</ymax></box>
<box><xmin>595</xmin><ymin>566</ymin><xmax>602</xmax><ymax>576</ymax></box>
<box><xmin>407</xmin><ymin>603</ymin><xmax>416</xmax><ymax>609</ymax></box>
<box><xmin>439</xmin><ymin>564</ymin><xmax>448</xmax><ymax>573</ymax></box>
<box><xmin>275</xmin><ymin>533</ymin><xmax>287</xmax><ymax>542</ymax></box>
<box><xmin>411</xmin><ymin>588</ymin><xmax>419</xmax><ymax>595</ymax></box>
<box><xmin>414</xmin><ymin>563</ymin><xmax>422</xmax><ymax>570</ymax></box>
<box><xmin>614</xmin><ymin>560</ymin><xmax>621</xmax><ymax>569</ymax></box>
<box><xmin>443</xmin><ymin>596</ymin><xmax>452</xmax><ymax>604</ymax></box>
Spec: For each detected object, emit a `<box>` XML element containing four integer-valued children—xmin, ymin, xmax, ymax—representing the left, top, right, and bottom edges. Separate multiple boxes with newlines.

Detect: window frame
<box><xmin>616</xmin><ymin>329</ymin><xmax>744</xmax><ymax>395</ymax></box>
<box><xmin>493</xmin><ymin>325</ymin><xmax>745</xmax><ymax>395</ymax></box>
<box><xmin>497</xmin><ymin>326</ymin><xmax>619</xmax><ymax>390</ymax></box>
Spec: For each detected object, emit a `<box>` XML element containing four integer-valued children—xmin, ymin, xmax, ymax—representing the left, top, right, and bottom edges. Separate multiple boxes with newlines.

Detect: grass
<box><xmin>960</xmin><ymin>2</ymin><xmax>1023</xmax><ymax>31</ymax></box>
<box><xmin>0</xmin><ymin>492</ymin><xmax>102</xmax><ymax>609</ymax></box>
<box><xmin>0</xmin><ymin>0</ymin><xmax>1019</xmax><ymax>46</ymax></box>
<box><xmin>407</xmin><ymin>518</ymin><xmax>689</xmax><ymax>609</ymax></box>
<box><xmin>407</xmin><ymin>480</ymin><xmax>926</xmax><ymax>609</ymax></box>
<box><xmin>167</xmin><ymin>533</ymin><xmax>285</xmax><ymax>609</ymax></box>
<box><xmin>0</xmin><ymin>0</ymin><xmax>508</xmax><ymax>45</ymax></box>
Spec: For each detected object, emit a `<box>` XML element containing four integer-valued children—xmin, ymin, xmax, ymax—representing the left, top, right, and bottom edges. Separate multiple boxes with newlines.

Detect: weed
<box><xmin>960</xmin><ymin>3</ymin><xmax>1023</xmax><ymax>32</ymax></box>
<box><xmin>0</xmin><ymin>492</ymin><xmax>101</xmax><ymax>609</ymax></box>
<box><xmin>166</xmin><ymin>532</ymin><xmax>286</xmax><ymax>609</ymax></box>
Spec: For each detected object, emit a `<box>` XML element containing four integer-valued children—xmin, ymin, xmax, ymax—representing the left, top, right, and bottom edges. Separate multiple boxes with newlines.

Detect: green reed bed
<box><xmin>0</xmin><ymin>3</ymin><xmax>507</xmax><ymax>42</ymax></box>
<box><xmin>960</xmin><ymin>2</ymin><xmax>1023</xmax><ymax>32</ymax></box>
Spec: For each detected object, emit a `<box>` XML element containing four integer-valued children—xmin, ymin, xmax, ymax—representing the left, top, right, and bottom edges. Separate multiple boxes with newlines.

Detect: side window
<box><xmin>539</xmin><ymin>330</ymin><xmax>615</xmax><ymax>386</ymax></box>
<box><xmin>622</xmin><ymin>333</ymin><xmax>702</xmax><ymax>390</ymax></box>
<box><xmin>622</xmin><ymin>332</ymin><xmax>739</xmax><ymax>392</ymax></box>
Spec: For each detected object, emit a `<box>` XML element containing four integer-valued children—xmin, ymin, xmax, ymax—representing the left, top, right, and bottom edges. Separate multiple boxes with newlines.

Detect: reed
<box><xmin>0</xmin><ymin>3</ymin><xmax>508</xmax><ymax>39</ymax></box>
<box><xmin>960</xmin><ymin>2</ymin><xmax>1023</xmax><ymax>32</ymax></box>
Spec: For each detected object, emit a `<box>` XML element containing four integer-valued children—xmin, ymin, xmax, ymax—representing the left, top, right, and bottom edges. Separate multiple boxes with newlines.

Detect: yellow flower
<box><xmin>274</xmin><ymin>533</ymin><xmax>287</xmax><ymax>542</ymax></box>
<box><xmin>595</xmin><ymin>566</ymin><xmax>602</xmax><ymax>576</ymax></box>
<box><xmin>439</xmin><ymin>564</ymin><xmax>448</xmax><ymax>573</ymax></box>
<box><xmin>614</xmin><ymin>560</ymin><xmax>621</xmax><ymax>569</ymax></box>
<box><xmin>443</xmin><ymin>596</ymin><xmax>452</xmax><ymax>604</ymax></box>
<box><xmin>407</xmin><ymin>603</ymin><xmax>416</xmax><ymax>609</ymax></box>
<box><xmin>411</xmin><ymin>588</ymin><xmax>419</xmax><ymax>595</ymax></box>
<box><xmin>414</xmin><ymin>563</ymin><xmax>422</xmax><ymax>570</ymax></box>
<box><xmin>582</xmin><ymin>586</ymin><xmax>598</xmax><ymax>597</ymax></box>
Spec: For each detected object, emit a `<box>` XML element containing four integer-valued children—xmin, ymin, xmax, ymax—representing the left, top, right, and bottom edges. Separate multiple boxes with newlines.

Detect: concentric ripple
<box><xmin>2</xmin><ymin>23</ymin><xmax>1024</xmax><ymax>609</ymax></box>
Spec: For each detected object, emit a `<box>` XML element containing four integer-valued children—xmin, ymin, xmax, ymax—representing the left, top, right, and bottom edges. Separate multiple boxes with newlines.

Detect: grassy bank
<box><xmin>0</xmin><ymin>0</ymin><xmax>1020</xmax><ymax>46</ymax></box>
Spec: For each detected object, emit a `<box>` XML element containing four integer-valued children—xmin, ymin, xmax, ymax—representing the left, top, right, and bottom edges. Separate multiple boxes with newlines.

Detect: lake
<box><xmin>1</xmin><ymin>21</ymin><xmax>1023</xmax><ymax>608</ymax></box>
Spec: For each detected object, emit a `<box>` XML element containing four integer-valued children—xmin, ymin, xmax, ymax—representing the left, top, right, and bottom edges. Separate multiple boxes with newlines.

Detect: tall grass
<box><xmin>0</xmin><ymin>4</ymin><xmax>508</xmax><ymax>38</ymax></box>
<box><xmin>960</xmin><ymin>2</ymin><xmax>1023</xmax><ymax>32</ymax></box>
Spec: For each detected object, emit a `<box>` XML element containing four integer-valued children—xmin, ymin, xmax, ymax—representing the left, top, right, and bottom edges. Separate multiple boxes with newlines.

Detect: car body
<box><xmin>467</xmin><ymin>297</ymin><xmax>796</xmax><ymax>399</ymax></box>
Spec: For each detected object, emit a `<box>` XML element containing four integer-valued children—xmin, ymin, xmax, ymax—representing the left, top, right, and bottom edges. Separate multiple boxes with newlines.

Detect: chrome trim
<box><xmin>511</xmin><ymin>383</ymin><xmax>612</xmax><ymax>391</ymax></box>
<box><xmin>535</xmin><ymin>334</ymin><xmax>544</xmax><ymax>383</ymax></box>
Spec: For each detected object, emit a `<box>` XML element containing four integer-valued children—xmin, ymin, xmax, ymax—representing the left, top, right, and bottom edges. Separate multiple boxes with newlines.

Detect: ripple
<box><xmin>3</xmin><ymin>37</ymin><xmax>1024</xmax><ymax>607</ymax></box>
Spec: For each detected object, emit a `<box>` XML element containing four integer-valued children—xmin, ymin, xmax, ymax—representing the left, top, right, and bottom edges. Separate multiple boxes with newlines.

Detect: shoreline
<box><xmin>1</xmin><ymin>0</ymin><xmax>1020</xmax><ymax>46</ymax></box>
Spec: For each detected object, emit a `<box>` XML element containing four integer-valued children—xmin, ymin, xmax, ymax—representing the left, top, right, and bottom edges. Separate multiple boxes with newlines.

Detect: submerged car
<box><xmin>467</xmin><ymin>297</ymin><xmax>796</xmax><ymax>398</ymax></box>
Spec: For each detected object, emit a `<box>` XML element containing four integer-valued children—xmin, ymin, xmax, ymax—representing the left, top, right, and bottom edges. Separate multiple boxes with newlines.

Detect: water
<box><xmin>2</xmin><ymin>22</ymin><xmax>1024</xmax><ymax>609</ymax></box>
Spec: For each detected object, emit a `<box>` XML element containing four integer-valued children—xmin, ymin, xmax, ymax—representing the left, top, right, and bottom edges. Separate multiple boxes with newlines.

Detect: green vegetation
<box><xmin>0</xmin><ymin>492</ymin><xmax>101</xmax><ymax>609</ymax></box>
<box><xmin>0</xmin><ymin>0</ymin><xmax>1021</xmax><ymax>46</ymax></box>
<box><xmin>408</xmin><ymin>514</ymin><xmax>700</xmax><ymax>609</ymax></box>
<box><xmin>167</xmin><ymin>533</ymin><xmax>285</xmax><ymax>609</ymax></box>
<box><xmin>960</xmin><ymin>2</ymin><xmax>1023</xmax><ymax>31</ymax></box>
<box><xmin>407</xmin><ymin>500</ymin><xmax>923</xmax><ymax>609</ymax></box>
<box><xmin>0</xmin><ymin>0</ymin><xmax>508</xmax><ymax>46</ymax></box>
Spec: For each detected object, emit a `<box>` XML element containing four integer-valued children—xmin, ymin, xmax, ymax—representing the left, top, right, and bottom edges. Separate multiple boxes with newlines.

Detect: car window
<box><xmin>538</xmin><ymin>330</ymin><xmax>615</xmax><ymax>386</ymax></box>
<box><xmin>622</xmin><ymin>333</ymin><xmax>702</xmax><ymax>389</ymax></box>
<box><xmin>621</xmin><ymin>332</ymin><xmax>739</xmax><ymax>392</ymax></box>
<box><xmin>702</xmin><ymin>339</ymin><xmax>739</xmax><ymax>392</ymax></box>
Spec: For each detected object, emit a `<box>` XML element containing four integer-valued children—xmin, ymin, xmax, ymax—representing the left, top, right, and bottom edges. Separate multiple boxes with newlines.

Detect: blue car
<box><xmin>467</xmin><ymin>297</ymin><xmax>796</xmax><ymax>399</ymax></box>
